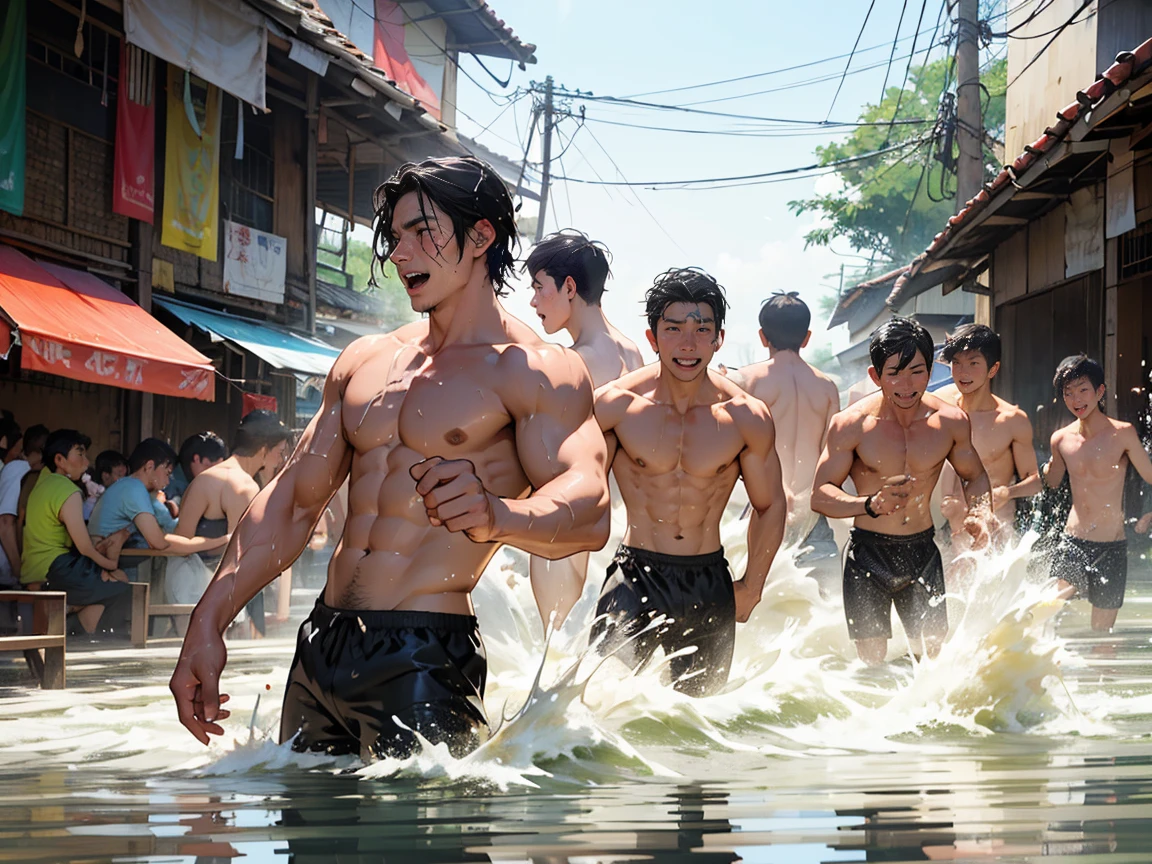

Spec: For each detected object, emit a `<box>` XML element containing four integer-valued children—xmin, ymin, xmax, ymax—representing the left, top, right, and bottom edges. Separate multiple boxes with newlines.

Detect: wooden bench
<box><xmin>126</xmin><ymin>581</ymin><xmax>197</xmax><ymax>647</ymax></box>
<box><xmin>0</xmin><ymin>590</ymin><xmax>66</xmax><ymax>688</ymax></box>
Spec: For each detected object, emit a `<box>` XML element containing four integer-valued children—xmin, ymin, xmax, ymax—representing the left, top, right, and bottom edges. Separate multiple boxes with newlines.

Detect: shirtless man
<box><xmin>169</xmin><ymin>156</ymin><xmax>609</xmax><ymax>760</ymax></box>
<box><xmin>175</xmin><ymin>411</ymin><xmax>290</xmax><ymax>635</ymax></box>
<box><xmin>1044</xmin><ymin>355</ymin><xmax>1152</xmax><ymax>632</ymax></box>
<box><xmin>525</xmin><ymin>230</ymin><xmax>644</xmax><ymax>630</ymax></box>
<box><xmin>812</xmin><ymin>317</ymin><xmax>991</xmax><ymax>665</ymax></box>
<box><xmin>936</xmin><ymin>324</ymin><xmax>1040</xmax><ymax>547</ymax></box>
<box><xmin>732</xmin><ymin>291</ymin><xmax>840</xmax><ymax>559</ymax></box>
<box><xmin>592</xmin><ymin>268</ymin><xmax>786</xmax><ymax>697</ymax></box>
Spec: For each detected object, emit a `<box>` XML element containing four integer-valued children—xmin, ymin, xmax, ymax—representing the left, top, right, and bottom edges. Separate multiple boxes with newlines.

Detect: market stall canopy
<box><xmin>156</xmin><ymin>297</ymin><xmax>340</xmax><ymax>377</ymax></box>
<box><xmin>0</xmin><ymin>246</ymin><xmax>216</xmax><ymax>400</ymax></box>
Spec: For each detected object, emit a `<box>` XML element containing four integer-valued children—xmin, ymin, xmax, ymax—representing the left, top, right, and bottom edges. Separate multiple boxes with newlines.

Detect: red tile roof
<box><xmin>888</xmin><ymin>37</ymin><xmax>1152</xmax><ymax>307</ymax></box>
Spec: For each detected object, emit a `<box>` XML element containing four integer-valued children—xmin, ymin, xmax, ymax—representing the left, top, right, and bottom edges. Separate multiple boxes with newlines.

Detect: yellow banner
<box><xmin>161</xmin><ymin>68</ymin><xmax>221</xmax><ymax>261</ymax></box>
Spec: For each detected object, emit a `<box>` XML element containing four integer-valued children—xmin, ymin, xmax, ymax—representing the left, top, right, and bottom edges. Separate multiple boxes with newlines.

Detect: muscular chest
<box><xmin>616</xmin><ymin>404</ymin><xmax>743</xmax><ymax>477</ymax></box>
<box><xmin>856</xmin><ymin>416</ymin><xmax>952</xmax><ymax>477</ymax></box>
<box><xmin>969</xmin><ymin>412</ymin><xmax>1014</xmax><ymax>467</ymax></box>
<box><xmin>343</xmin><ymin>347</ymin><xmax>512</xmax><ymax>460</ymax></box>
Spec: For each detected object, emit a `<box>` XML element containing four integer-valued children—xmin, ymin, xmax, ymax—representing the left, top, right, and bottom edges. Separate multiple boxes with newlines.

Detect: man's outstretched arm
<box><xmin>734</xmin><ymin>401</ymin><xmax>786</xmax><ymax>622</ymax></box>
<box><xmin>171</xmin><ymin>347</ymin><xmax>357</xmax><ymax>743</ymax></box>
<box><xmin>414</xmin><ymin>345</ymin><xmax>610</xmax><ymax>559</ymax></box>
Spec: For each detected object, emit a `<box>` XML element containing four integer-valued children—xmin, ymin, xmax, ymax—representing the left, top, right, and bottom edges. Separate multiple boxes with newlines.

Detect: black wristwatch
<box><xmin>863</xmin><ymin>494</ymin><xmax>880</xmax><ymax>518</ymax></box>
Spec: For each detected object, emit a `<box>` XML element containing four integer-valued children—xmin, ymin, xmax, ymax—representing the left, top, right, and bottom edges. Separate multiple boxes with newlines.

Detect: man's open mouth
<box><xmin>673</xmin><ymin>358</ymin><xmax>701</xmax><ymax>369</ymax></box>
<box><xmin>404</xmin><ymin>272</ymin><xmax>429</xmax><ymax>291</ymax></box>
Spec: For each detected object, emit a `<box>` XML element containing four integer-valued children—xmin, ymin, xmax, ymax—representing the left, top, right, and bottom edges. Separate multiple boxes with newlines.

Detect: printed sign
<box><xmin>223</xmin><ymin>220</ymin><xmax>287</xmax><ymax>303</ymax></box>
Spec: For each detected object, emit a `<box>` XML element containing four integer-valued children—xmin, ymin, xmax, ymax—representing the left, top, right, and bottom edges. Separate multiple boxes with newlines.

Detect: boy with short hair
<box><xmin>1044</xmin><ymin>355</ymin><xmax>1152</xmax><ymax>631</ymax></box>
<box><xmin>936</xmin><ymin>324</ymin><xmax>1040</xmax><ymax>544</ymax></box>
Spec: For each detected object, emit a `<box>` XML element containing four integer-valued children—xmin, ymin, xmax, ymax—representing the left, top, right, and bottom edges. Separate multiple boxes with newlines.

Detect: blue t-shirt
<box><xmin>88</xmin><ymin>476</ymin><xmax>173</xmax><ymax>538</ymax></box>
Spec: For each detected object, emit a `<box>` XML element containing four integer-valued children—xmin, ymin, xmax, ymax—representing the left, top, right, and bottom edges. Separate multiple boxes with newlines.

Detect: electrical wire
<box><xmin>1004</xmin><ymin>0</ymin><xmax>1093</xmax><ymax>90</ymax></box>
<box><xmin>879</xmin><ymin>0</ymin><xmax>911</xmax><ymax>103</ymax></box>
<box><xmin>826</xmin><ymin>0</ymin><xmax>878</xmax><ymax>121</ymax></box>
<box><xmin>552</xmin><ymin>137</ymin><xmax>928</xmax><ymax>188</ymax></box>
<box><xmin>579</xmin><ymin>115</ymin><xmax>928</xmax><ymax>138</ymax></box>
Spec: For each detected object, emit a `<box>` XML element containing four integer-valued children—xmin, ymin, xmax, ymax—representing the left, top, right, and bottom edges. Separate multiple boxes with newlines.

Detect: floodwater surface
<box><xmin>3</xmin><ymin>517</ymin><xmax>1152</xmax><ymax>863</ymax></box>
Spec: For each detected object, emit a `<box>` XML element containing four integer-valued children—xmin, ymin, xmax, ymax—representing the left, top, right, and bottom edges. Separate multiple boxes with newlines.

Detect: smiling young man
<box><xmin>1044</xmin><ymin>355</ymin><xmax>1152</xmax><ymax>632</ymax></box>
<box><xmin>591</xmin><ymin>268</ymin><xmax>786</xmax><ymax>697</ymax></box>
<box><xmin>936</xmin><ymin>324</ymin><xmax>1040</xmax><ymax>545</ymax></box>
<box><xmin>524</xmin><ymin>230</ymin><xmax>643</xmax><ymax>630</ymax></box>
<box><xmin>169</xmin><ymin>156</ymin><xmax>610</xmax><ymax>760</ymax></box>
<box><xmin>811</xmin><ymin>317</ymin><xmax>991</xmax><ymax>665</ymax></box>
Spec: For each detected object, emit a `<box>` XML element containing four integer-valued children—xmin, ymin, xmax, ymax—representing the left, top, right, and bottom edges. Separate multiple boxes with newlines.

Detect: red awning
<box><xmin>0</xmin><ymin>246</ymin><xmax>216</xmax><ymax>401</ymax></box>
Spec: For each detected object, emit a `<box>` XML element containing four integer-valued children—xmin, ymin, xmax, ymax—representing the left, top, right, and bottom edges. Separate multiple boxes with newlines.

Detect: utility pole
<box><xmin>955</xmin><ymin>0</ymin><xmax>983</xmax><ymax>209</ymax></box>
<box><xmin>535</xmin><ymin>75</ymin><xmax>554</xmax><ymax>244</ymax></box>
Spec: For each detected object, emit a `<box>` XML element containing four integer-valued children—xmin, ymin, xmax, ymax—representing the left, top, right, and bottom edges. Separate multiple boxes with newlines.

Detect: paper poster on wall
<box><xmin>161</xmin><ymin>68</ymin><xmax>222</xmax><ymax>260</ymax></box>
<box><xmin>223</xmin><ymin>220</ymin><xmax>287</xmax><ymax>303</ymax></box>
<box><xmin>113</xmin><ymin>42</ymin><xmax>156</xmax><ymax>222</ymax></box>
<box><xmin>0</xmin><ymin>0</ymin><xmax>26</xmax><ymax>217</ymax></box>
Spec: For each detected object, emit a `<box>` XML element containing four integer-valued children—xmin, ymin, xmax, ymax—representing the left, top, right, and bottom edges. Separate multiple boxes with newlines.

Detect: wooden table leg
<box><xmin>41</xmin><ymin>592</ymin><xmax>65</xmax><ymax>689</ymax></box>
<box><xmin>130</xmin><ymin>582</ymin><xmax>150</xmax><ymax>649</ymax></box>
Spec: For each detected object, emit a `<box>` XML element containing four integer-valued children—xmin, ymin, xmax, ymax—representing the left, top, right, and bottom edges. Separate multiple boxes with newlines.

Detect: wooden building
<box><xmin>0</xmin><ymin>0</ymin><xmax>535</xmax><ymax>453</ymax></box>
<box><xmin>885</xmin><ymin>1</ymin><xmax>1152</xmax><ymax>452</ymax></box>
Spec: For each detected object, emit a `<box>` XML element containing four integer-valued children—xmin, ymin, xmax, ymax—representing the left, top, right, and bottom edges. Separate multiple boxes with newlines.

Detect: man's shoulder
<box><xmin>992</xmin><ymin>396</ymin><xmax>1033</xmax><ymax>427</ymax></box>
<box><xmin>923</xmin><ymin>392</ymin><xmax>968</xmax><ymax>425</ymax></box>
<box><xmin>935</xmin><ymin>383</ymin><xmax>961</xmax><ymax>406</ymax></box>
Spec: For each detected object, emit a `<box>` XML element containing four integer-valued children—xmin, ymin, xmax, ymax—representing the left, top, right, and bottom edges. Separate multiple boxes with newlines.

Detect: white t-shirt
<box><xmin>0</xmin><ymin>459</ymin><xmax>31</xmax><ymax>585</ymax></box>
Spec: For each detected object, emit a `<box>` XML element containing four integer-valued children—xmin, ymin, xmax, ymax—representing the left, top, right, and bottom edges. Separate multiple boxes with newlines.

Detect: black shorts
<box><xmin>1050</xmin><ymin>534</ymin><xmax>1127</xmax><ymax>609</ymax></box>
<box><xmin>590</xmin><ymin>545</ymin><xmax>735</xmax><ymax>697</ymax></box>
<box><xmin>843</xmin><ymin>527</ymin><xmax>947</xmax><ymax>642</ymax></box>
<box><xmin>280</xmin><ymin>599</ymin><xmax>488</xmax><ymax>760</ymax></box>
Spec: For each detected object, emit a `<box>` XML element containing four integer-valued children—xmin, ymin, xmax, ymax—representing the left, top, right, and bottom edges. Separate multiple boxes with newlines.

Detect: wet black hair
<box><xmin>129</xmin><ymin>438</ymin><xmax>178</xmax><ymax>474</ymax></box>
<box><xmin>940</xmin><ymin>322</ymin><xmax>1001</xmax><ymax>366</ymax></box>
<box><xmin>43</xmin><ymin>429</ymin><xmax>90</xmax><ymax>473</ymax></box>
<box><xmin>644</xmin><ymin>267</ymin><xmax>729</xmax><ymax>335</ymax></box>
<box><xmin>759</xmin><ymin>291</ymin><xmax>810</xmax><ymax>352</ymax></box>
<box><xmin>523</xmin><ymin>230</ymin><xmax>612</xmax><ymax>306</ymax></box>
<box><xmin>371</xmin><ymin>156</ymin><xmax>518</xmax><ymax>296</ymax></box>
<box><xmin>178</xmin><ymin>431</ymin><xmax>226</xmax><ymax>478</ymax></box>
<box><xmin>93</xmin><ymin>449</ymin><xmax>128</xmax><ymax>487</ymax></box>
<box><xmin>233</xmin><ymin>410</ymin><xmax>290</xmax><ymax>457</ymax></box>
<box><xmin>868</xmin><ymin>316</ymin><xmax>934</xmax><ymax>374</ymax></box>
<box><xmin>1053</xmin><ymin>354</ymin><xmax>1106</xmax><ymax>412</ymax></box>
<box><xmin>22</xmin><ymin>424</ymin><xmax>49</xmax><ymax>457</ymax></box>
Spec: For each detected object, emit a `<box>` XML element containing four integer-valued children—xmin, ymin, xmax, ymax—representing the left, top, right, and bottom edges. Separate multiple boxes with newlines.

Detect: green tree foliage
<box><xmin>789</xmin><ymin>56</ymin><xmax>1006</xmax><ymax>264</ymax></box>
<box><xmin>319</xmin><ymin>239</ymin><xmax>417</xmax><ymax>327</ymax></box>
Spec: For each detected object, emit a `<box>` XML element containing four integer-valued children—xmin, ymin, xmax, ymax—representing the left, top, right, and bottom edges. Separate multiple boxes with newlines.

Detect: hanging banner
<box><xmin>113</xmin><ymin>42</ymin><xmax>156</xmax><ymax>222</ymax></box>
<box><xmin>0</xmin><ymin>0</ymin><xmax>26</xmax><ymax>217</ymax></box>
<box><xmin>374</xmin><ymin>0</ymin><xmax>441</xmax><ymax>119</ymax></box>
<box><xmin>124</xmin><ymin>0</ymin><xmax>266</xmax><ymax>109</ymax></box>
<box><xmin>223</xmin><ymin>220</ymin><xmax>287</xmax><ymax>303</ymax></box>
<box><xmin>161</xmin><ymin>67</ymin><xmax>221</xmax><ymax>261</ymax></box>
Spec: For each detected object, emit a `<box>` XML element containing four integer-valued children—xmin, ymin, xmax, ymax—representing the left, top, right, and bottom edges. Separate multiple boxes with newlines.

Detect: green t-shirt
<box><xmin>21</xmin><ymin>469</ymin><xmax>79</xmax><ymax>584</ymax></box>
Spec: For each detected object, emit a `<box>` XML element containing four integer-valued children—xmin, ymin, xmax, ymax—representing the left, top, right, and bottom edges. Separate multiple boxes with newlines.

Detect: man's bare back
<box><xmin>736</xmin><ymin>352</ymin><xmax>839</xmax><ymax>530</ymax></box>
<box><xmin>574</xmin><ymin>327</ymin><xmax>644</xmax><ymax>390</ymax></box>
<box><xmin>177</xmin><ymin>461</ymin><xmax>260</xmax><ymax>530</ymax></box>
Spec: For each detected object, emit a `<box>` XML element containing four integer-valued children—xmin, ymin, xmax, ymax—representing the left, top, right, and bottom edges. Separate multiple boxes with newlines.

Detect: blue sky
<box><xmin>445</xmin><ymin>0</ymin><xmax>961</xmax><ymax>367</ymax></box>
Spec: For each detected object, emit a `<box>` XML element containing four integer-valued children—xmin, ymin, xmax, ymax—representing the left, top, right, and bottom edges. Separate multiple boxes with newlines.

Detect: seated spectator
<box><xmin>165</xmin><ymin>431</ymin><xmax>226</xmax><ymax>504</ymax></box>
<box><xmin>87</xmin><ymin>438</ymin><xmax>230</xmax><ymax>558</ymax></box>
<box><xmin>22</xmin><ymin>430</ymin><xmax>131</xmax><ymax>634</ymax></box>
<box><xmin>177</xmin><ymin>410</ymin><xmax>291</xmax><ymax>637</ymax></box>
<box><xmin>0</xmin><ymin>424</ymin><xmax>47</xmax><ymax>588</ymax></box>
<box><xmin>81</xmin><ymin>449</ymin><xmax>129</xmax><ymax>521</ymax></box>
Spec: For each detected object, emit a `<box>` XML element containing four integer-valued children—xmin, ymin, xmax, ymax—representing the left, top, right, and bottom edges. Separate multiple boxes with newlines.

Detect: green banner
<box><xmin>0</xmin><ymin>0</ymin><xmax>25</xmax><ymax>217</ymax></box>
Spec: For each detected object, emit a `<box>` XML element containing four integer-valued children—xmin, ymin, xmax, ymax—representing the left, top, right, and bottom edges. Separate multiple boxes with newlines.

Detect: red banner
<box><xmin>374</xmin><ymin>0</ymin><xmax>440</xmax><ymax>119</ymax></box>
<box><xmin>242</xmin><ymin>392</ymin><xmax>277</xmax><ymax>416</ymax></box>
<box><xmin>113</xmin><ymin>42</ymin><xmax>155</xmax><ymax>222</ymax></box>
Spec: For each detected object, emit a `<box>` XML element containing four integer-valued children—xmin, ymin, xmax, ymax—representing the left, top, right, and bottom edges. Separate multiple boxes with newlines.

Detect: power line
<box><xmin>580</xmin><ymin>115</ymin><xmax>928</xmax><ymax>138</ymax></box>
<box><xmin>623</xmin><ymin>21</ymin><xmax>944</xmax><ymax>100</ymax></box>
<box><xmin>1004</xmin><ymin>0</ymin><xmax>1093</xmax><ymax>90</ymax></box>
<box><xmin>552</xmin><ymin>137</ymin><xmax>927</xmax><ymax>188</ymax></box>
<box><xmin>826</xmin><ymin>0</ymin><xmax>878</xmax><ymax>121</ymax></box>
<box><xmin>879</xmin><ymin>0</ymin><xmax>912</xmax><ymax>103</ymax></box>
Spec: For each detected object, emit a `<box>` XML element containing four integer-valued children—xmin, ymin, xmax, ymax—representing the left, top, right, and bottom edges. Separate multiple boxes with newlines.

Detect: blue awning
<box><xmin>155</xmin><ymin>298</ymin><xmax>340</xmax><ymax>377</ymax></box>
